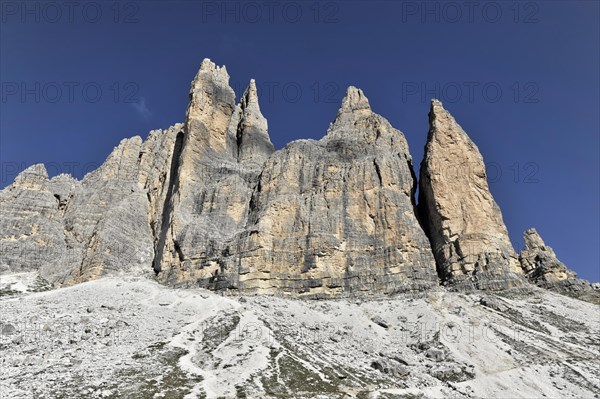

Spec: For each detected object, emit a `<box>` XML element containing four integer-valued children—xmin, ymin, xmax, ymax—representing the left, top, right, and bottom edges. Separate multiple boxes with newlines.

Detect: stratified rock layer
<box><xmin>419</xmin><ymin>100</ymin><xmax>524</xmax><ymax>291</ymax></box>
<box><xmin>519</xmin><ymin>228</ymin><xmax>591</xmax><ymax>292</ymax></box>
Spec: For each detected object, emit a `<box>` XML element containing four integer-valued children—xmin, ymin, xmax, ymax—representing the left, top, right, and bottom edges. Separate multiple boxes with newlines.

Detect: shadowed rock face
<box><xmin>418</xmin><ymin>100</ymin><xmax>525</xmax><ymax>291</ymax></box>
<box><xmin>0</xmin><ymin>59</ymin><xmax>589</xmax><ymax>296</ymax></box>
<box><xmin>0</xmin><ymin>125</ymin><xmax>182</xmax><ymax>285</ymax></box>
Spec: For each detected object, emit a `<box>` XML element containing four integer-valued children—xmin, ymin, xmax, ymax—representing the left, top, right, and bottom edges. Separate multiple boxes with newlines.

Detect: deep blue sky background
<box><xmin>1</xmin><ymin>1</ymin><xmax>598</xmax><ymax>281</ymax></box>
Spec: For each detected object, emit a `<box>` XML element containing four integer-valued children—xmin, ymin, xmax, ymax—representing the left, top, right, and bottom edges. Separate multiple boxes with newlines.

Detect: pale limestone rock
<box><xmin>83</xmin><ymin>136</ymin><xmax>143</xmax><ymax>182</ymax></box>
<box><xmin>237</xmin><ymin>79</ymin><xmax>274</xmax><ymax>166</ymax></box>
<box><xmin>185</xmin><ymin>58</ymin><xmax>237</xmax><ymax>158</ymax></box>
<box><xmin>137</xmin><ymin>124</ymin><xmax>184</xmax><ymax>268</ymax></box>
<box><xmin>419</xmin><ymin>100</ymin><xmax>524</xmax><ymax>290</ymax></box>
<box><xmin>172</xmin><ymin>86</ymin><xmax>439</xmax><ymax>297</ymax></box>
<box><xmin>61</xmin><ymin>127</ymin><xmax>184</xmax><ymax>284</ymax></box>
<box><xmin>61</xmin><ymin>137</ymin><xmax>149</xmax><ymax>283</ymax></box>
<box><xmin>12</xmin><ymin>164</ymin><xmax>48</xmax><ymax>189</ymax></box>
<box><xmin>0</xmin><ymin>165</ymin><xmax>68</xmax><ymax>278</ymax></box>
<box><xmin>519</xmin><ymin>228</ymin><xmax>591</xmax><ymax>292</ymax></box>
<box><xmin>48</xmin><ymin>174</ymin><xmax>78</xmax><ymax>211</ymax></box>
<box><xmin>155</xmin><ymin>61</ymin><xmax>274</xmax><ymax>283</ymax></box>
<box><xmin>0</xmin><ymin>125</ymin><xmax>182</xmax><ymax>285</ymax></box>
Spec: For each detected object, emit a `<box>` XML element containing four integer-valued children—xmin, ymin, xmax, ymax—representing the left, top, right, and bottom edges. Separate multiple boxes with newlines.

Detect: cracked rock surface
<box><xmin>519</xmin><ymin>228</ymin><xmax>593</xmax><ymax>293</ymax></box>
<box><xmin>418</xmin><ymin>100</ymin><xmax>525</xmax><ymax>291</ymax></box>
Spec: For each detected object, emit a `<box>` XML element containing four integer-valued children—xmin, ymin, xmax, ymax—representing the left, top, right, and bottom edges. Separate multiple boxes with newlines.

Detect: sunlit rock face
<box><xmin>155</xmin><ymin>73</ymin><xmax>438</xmax><ymax>296</ymax></box>
<box><xmin>418</xmin><ymin>100</ymin><xmax>525</xmax><ymax>291</ymax></box>
<box><xmin>223</xmin><ymin>86</ymin><xmax>439</xmax><ymax>296</ymax></box>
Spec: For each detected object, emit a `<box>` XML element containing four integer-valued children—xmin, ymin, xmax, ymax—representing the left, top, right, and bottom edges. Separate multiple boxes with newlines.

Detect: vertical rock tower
<box><xmin>419</xmin><ymin>100</ymin><xmax>524</xmax><ymax>290</ymax></box>
<box><xmin>154</xmin><ymin>59</ymin><xmax>275</xmax><ymax>286</ymax></box>
<box><xmin>229</xmin><ymin>86</ymin><xmax>439</xmax><ymax>295</ymax></box>
<box><xmin>153</xmin><ymin>66</ymin><xmax>439</xmax><ymax>296</ymax></box>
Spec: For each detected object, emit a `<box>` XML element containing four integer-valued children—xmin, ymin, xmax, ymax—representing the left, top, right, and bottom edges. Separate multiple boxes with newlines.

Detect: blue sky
<box><xmin>1</xmin><ymin>1</ymin><xmax>598</xmax><ymax>281</ymax></box>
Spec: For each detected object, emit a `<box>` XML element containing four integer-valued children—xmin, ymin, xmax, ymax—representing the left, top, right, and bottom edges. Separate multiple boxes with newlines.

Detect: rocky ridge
<box><xmin>519</xmin><ymin>228</ymin><xmax>592</xmax><ymax>292</ymax></box>
<box><xmin>0</xmin><ymin>59</ymin><xmax>593</xmax><ymax>298</ymax></box>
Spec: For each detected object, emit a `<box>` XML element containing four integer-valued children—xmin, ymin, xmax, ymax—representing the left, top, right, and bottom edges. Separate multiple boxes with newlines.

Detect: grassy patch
<box><xmin>0</xmin><ymin>288</ymin><xmax>21</xmax><ymax>297</ymax></box>
<box><xmin>105</xmin><ymin>347</ymin><xmax>204</xmax><ymax>399</ymax></box>
<box><xmin>201</xmin><ymin>314</ymin><xmax>240</xmax><ymax>352</ymax></box>
<box><xmin>502</xmin><ymin>308</ymin><xmax>551</xmax><ymax>335</ymax></box>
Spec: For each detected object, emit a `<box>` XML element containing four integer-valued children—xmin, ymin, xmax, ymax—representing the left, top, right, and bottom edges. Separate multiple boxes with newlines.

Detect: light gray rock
<box><xmin>425</xmin><ymin>348</ymin><xmax>445</xmax><ymax>362</ymax></box>
<box><xmin>371</xmin><ymin>358</ymin><xmax>410</xmax><ymax>377</ymax></box>
<box><xmin>0</xmin><ymin>164</ymin><xmax>70</xmax><ymax>278</ymax></box>
<box><xmin>237</xmin><ymin>79</ymin><xmax>274</xmax><ymax>166</ymax></box>
<box><xmin>154</xmin><ymin>59</ymin><xmax>274</xmax><ymax>286</ymax></box>
<box><xmin>519</xmin><ymin>228</ymin><xmax>591</xmax><ymax>292</ymax></box>
<box><xmin>479</xmin><ymin>295</ymin><xmax>509</xmax><ymax>312</ymax></box>
<box><xmin>0</xmin><ymin>125</ymin><xmax>182</xmax><ymax>285</ymax></box>
<box><xmin>1</xmin><ymin>322</ymin><xmax>17</xmax><ymax>336</ymax></box>
<box><xmin>153</xmin><ymin>65</ymin><xmax>437</xmax><ymax>297</ymax></box>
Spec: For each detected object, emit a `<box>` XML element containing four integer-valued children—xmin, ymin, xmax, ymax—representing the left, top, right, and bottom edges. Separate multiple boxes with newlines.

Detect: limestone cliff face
<box><xmin>225</xmin><ymin>87</ymin><xmax>439</xmax><ymax>296</ymax></box>
<box><xmin>418</xmin><ymin>100</ymin><xmax>524</xmax><ymax>291</ymax></box>
<box><xmin>0</xmin><ymin>59</ymin><xmax>589</xmax><ymax>295</ymax></box>
<box><xmin>0</xmin><ymin>125</ymin><xmax>182</xmax><ymax>285</ymax></box>
<box><xmin>153</xmin><ymin>67</ymin><xmax>436</xmax><ymax>296</ymax></box>
<box><xmin>0</xmin><ymin>165</ymin><xmax>69</xmax><ymax>278</ymax></box>
<box><xmin>153</xmin><ymin>60</ymin><xmax>275</xmax><ymax>287</ymax></box>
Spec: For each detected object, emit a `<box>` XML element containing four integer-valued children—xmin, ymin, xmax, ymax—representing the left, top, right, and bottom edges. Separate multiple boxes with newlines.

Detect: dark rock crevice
<box><xmin>152</xmin><ymin>131</ymin><xmax>184</xmax><ymax>273</ymax></box>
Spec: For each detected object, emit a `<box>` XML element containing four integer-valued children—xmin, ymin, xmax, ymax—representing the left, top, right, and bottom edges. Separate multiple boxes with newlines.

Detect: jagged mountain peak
<box><xmin>0</xmin><ymin>59</ymin><xmax>593</xmax><ymax>300</ymax></box>
<box><xmin>338</xmin><ymin>85</ymin><xmax>371</xmax><ymax>115</ymax></box>
<box><xmin>197</xmin><ymin>58</ymin><xmax>230</xmax><ymax>79</ymax></box>
<box><xmin>12</xmin><ymin>163</ymin><xmax>48</xmax><ymax>189</ymax></box>
<box><xmin>519</xmin><ymin>227</ymin><xmax>589</xmax><ymax>291</ymax></box>
<box><xmin>420</xmin><ymin>101</ymin><xmax>525</xmax><ymax>290</ymax></box>
<box><xmin>83</xmin><ymin>136</ymin><xmax>143</xmax><ymax>183</ymax></box>
<box><xmin>427</xmin><ymin>98</ymin><xmax>474</xmax><ymax>147</ymax></box>
<box><xmin>237</xmin><ymin>79</ymin><xmax>273</xmax><ymax>165</ymax></box>
<box><xmin>241</xmin><ymin>79</ymin><xmax>259</xmax><ymax>107</ymax></box>
<box><xmin>430</xmin><ymin>97</ymin><xmax>444</xmax><ymax>111</ymax></box>
<box><xmin>523</xmin><ymin>227</ymin><xmax>546</xmax><ymax>249</ymax></box>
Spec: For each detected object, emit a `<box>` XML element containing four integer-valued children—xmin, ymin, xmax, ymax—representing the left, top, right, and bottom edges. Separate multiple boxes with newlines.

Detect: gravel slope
<box><xmin>1</xmin><ymin>275</ymin><xmax>598</xmax><ymax>399</ymax></box>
